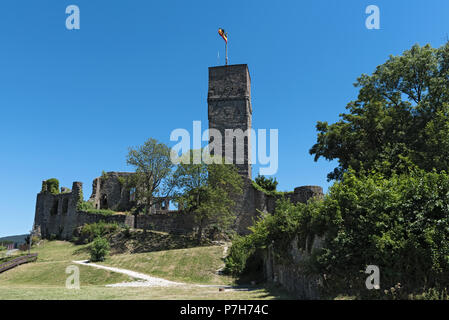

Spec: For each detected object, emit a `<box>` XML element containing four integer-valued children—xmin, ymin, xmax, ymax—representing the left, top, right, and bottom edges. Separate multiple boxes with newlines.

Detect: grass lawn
<box><xmin>101</xmin><ymin>245</ymin><xmax>234</xmax><ymax>285</ymax></box>
<box><xmin>0</xmin><ymin>240</ymin><xmax>293</xmax><ymax>300</ymax></box>
<box><xmin>0</xmin><ymin>284</ymin><xmax>290</xmax><ymax>300</ymax></box>
<box><xmin>0</xmin><ymin>241</ymin><xmax>132</xmax><ymax>289</ymax></box>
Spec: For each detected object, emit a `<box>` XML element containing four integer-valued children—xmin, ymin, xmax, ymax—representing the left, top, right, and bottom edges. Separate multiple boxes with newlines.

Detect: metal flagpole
<box><xmin>225</xmin><ymin>32</ymin><xmax>228</xmax><ymax>65</ymax></box>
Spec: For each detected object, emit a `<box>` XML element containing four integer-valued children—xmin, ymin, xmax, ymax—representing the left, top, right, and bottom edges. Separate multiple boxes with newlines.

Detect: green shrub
<box><xmin>77</xmin><ymin>201</ymin><xmax>115</xmax><ymax>216</ymax></box>
<box><xmin>410</xmin><ymin>287</ymin><xmax>449</xmax><ymax>300</ymax></box>
<box><xmin>229</xmin><ymin>168</ymin><xmax>449</xmax><ymax>298</ymax></box>
<box><xmin>101</xmin><ymin>171</ymin><xmax>110</xmax><ymax>180</ymax></box>
<box><xmin>122</xmin><ymin>224</ymin><xmax>131</xmax><ymax>238</ymax></box>
<box><xmin>300</xmin><ymin>169</ymin><xmax>449</xmax><ymax>297</ymax></box>
<box><xmin>31</xmin><ymin>235</ymin><xmax>40</xmax><ymax>244</ymax></box>
<box><xmin>224</xmin><ymin>236</ymin><xmax>255</xmax><ymax>276</ymax></box>
<box><xmin>77</xmin><ymin>201</ymin><xmax>95</xmax><ymax>211</ymax></box>
<box><xmin>224</xmin><ymin>234</ymin><xmax>265</xmax><ymax>282</ymax></box>
<box><xmin>42</xmin><ymin>178</ymin><xmax>60</xmax><ymax>194</ymax></box>
<box><xmin>254</xmin><ymin>175</ymin><xmax>278</xmax><ymax>192</ymax></box>
<box><xmin>252</xmin><ymin>180</ymin><xmax>292</xmax><ymax>197</ymax></box>
<box><xmin>89</xmin><ymin>237</ymin><xmax>110</xmax><ymax>262</ymax></box>
<box><xmin>75</xmin><ymin>221</ymin><xmax>120</xmax><ymax>244</ymax></box>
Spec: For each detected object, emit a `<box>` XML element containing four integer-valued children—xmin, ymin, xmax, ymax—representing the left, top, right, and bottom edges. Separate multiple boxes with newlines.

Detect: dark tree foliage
<box><xmin>254</xmin><ymin>175</ymin><xmax>278</xmax><ymax>192</ymax></box>
<box><xmin>126</xmin><ymin>138</ymin><xmax>175</xmax><ymax>214</ymax></box>
<box><xmin>310</xmin><ymin>43</ymin><xmax>449</xmax><ymax>180</ymax></box>
<box><xmin>173</xmin><ymin>150</ymin><xmax>243</xmax><ymax>241</ymax></box>
<box><xmin>227</xmin><ymin>168</ymin><xmax>449</xmax><ymax>298</ymax></box>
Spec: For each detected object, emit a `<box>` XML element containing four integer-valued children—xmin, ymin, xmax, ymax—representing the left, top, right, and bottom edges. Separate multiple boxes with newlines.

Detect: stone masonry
<box><xmin>208</xmin><ymin>64</ymin><xmax>252</xmax><ymax>179</ymax></box>
<box><xmin>34</xmin><ymin>64</ymin><xmax>323</xmax><ymax>241</ymax></box>
<box><xmin>207</xmin><ymin>64</ymin><xmax>323</xmax><ymax>234</ymax></box>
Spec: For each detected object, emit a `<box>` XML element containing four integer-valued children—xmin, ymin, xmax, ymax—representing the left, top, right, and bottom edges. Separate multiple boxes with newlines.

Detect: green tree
<box><xmin>126</xmin><ymin>138</ymin><xmax>175</xmax><ymax>214</ymax></box>
<box><xmin>254</xmin><ymin>174</ymin><xmax>278</xmax><ymax>192</ymax></box>
<box><xmin>310</xmin><ymin>43</ymin><xmax>449</xmax><ymax>180</ymax></box>
<box><xmin>173</xmin><ymin>150</ymin><xmax>243</xmax><ymax>241</ymax></box>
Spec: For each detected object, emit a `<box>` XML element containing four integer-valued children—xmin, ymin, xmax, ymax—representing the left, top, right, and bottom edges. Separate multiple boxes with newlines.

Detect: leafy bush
<box><xmin>32</xmin><ymin>235</ymin><xmax>40</xmax><ymax>244</ymax></box>
<box><xmin>101</xmin><ymin>171</ymin><xmax>110</xmax><ymax>180</ymax></box>
<box><xmin>252</xmin><ymin>180</ymin><xmax>292</xmax><ymax>197</ymax></box>
<box><xmin>77</xmin><ymin>201</ymin><xmax>115</xmax><ymax>216</ymax></box>
<box><xmin>122</xmin><ymin>224</ymin><xmax>131</xmax><ymax>238</ymax></box>
<box><xmin>224</xmin><ymin>236</ymin><xmax>255</xmax><ymax>276</ymax></box>
<box><xmin>309</xmin><ymin>168</ymin><xmax>449</xmax><ymax>298</ymax></box>
<box><xmin>254</xmin><ymin>175</ymin><xmax>278</xmax><ymax>192</ymax></box>
<box><xmin>77</xmin><ymin>201</ymin><xmax>94</xmax><ymax>211</ymax></box>
<box><xmin>410</xmin><ymin>288</ymin><xmax>449</xmax><ymax>300</ymax></box>
<box><xmin>89</xmin><ymin>237</ymin><xmax>110</xmax><ymax>262</ymax></box>
<box><xmin>223</xmin><ymin>235</ymin><xmax>265</xmax><ymax>282</ymax></box>
<box><xmin>224</xmin><ymin>198</ymin><xmax>316</xmax><ymax>275</ymax></box>
<box><xmin>75</xmin><ymin>221</ymin><xmax>120</xmax><ymax>244</ymax></box>
<box><xmin>228</xmin><ymin>168</ymin><xmax>449</xmax><ymax>298</ymax></box>
<box><xmin>42</xmin><ymin>178</ymin><xmax>60</xmax><ymax>194</ymax></box>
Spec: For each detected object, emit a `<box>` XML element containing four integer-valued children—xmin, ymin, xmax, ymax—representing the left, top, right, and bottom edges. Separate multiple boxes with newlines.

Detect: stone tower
<box><xmin>208</xmin><ymin>64</ymin><xmax>252</xmax><ymax>179</ymax></box>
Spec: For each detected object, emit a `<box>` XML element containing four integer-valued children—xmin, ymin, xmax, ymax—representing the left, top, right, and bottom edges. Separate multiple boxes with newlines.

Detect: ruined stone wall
<box><xmin>75</xmin><ymin>212</ymin><xmax>134</xmax><ymax>228</ymax></box>
<box><xmin>89</xmin><ymin>172</ymin><xmax>134</xmax><ymax>212</ymax></box>
<box><xmin>264</xmin><ymin>235</ymin><xmax>324</xmax><ymax>299</ymax></box>
<box><xmin>135</xmin><ymin>212</ymin><xmax>196</xmax><ymax>234</ymax></box>
<box><xmin>34</xmin><ymin>182</ymin><xmax>83</xmax><ymax>240</ymax></box>
<box><xmin>259</xmin><ymin>186</ymin><xmax>325</xmax><ymax>299</ymax></box>
<box><xmin>234</xmin><ymin>183</ymin><xmax>324</xmax><ymax>235</ymax></box>
<box><xmin>34</xmin><ymin>174</ymin><xmax>196</xmax><ymax>240</ymax></box>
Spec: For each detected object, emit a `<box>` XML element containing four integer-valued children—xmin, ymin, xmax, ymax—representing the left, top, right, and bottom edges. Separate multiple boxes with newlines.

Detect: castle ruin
<box><xmin>33</xmin><ymin>64</ymin><xmax>323</xmax><ymax>240</ymax></box>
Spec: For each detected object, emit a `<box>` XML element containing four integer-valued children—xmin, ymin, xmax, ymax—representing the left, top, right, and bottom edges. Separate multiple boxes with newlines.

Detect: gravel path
<box><xmin>72</xmin><ymin>246</ymin><xmax>247</xmax><ymax>290</ymax></box>
<box><xmin>73</xmin><ymin>260</ymin><xmax>183</xmax><ymax>287</ymax></box>
<box><xmin>6</xmin><ymin>249</ymin><xmax>19</xmax><ymax>256</ymax></box>
<box><xmin>73</xmin><ymin>259</ymin><xmax>257</xmax><ymax>291</ymax></box>
<box><xmin>215</xmin><ymin>243</ymin><xmax>229</xmax><ymax>274</ymax></box>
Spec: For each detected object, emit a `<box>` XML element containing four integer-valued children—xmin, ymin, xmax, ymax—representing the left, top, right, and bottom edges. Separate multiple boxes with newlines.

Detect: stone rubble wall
<box><xmin>263</xmin><ymin>235</ymin><xmax>324</xmax><ymax>299</ymax></box>
<box><xmin>89</xmin><ymin>172</ymin><xmax>135</xmax><ymax>212</ymax></box>
<box><xmin>135</xmin><ymin>212</ymin><xmax>196</xmax><ymax>234</ymax></box>
<box><xmin>34</xmin><ymin>180</ymin><xmax>196</xmax><ymax>240</ymax></box>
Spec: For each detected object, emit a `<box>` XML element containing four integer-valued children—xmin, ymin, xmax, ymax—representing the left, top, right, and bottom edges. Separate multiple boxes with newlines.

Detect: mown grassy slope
<box><xmin>0</xmin><ymin>285</ymin><xmax>291</xmax><ymax>300</ymax></box>
<box><xmin>101</xmin><ymin>245</ymin><xmax>232</xmax><ymax>285</ymax></box>
<box><xmin>0</xmin><ymin>240</ymin><xmax>292</xmax><ymax>299</ymax></box>
<box><xmin>0</xmin><ymin>241</ymin><xmax>132</xmax><ymax>288</ymax></box>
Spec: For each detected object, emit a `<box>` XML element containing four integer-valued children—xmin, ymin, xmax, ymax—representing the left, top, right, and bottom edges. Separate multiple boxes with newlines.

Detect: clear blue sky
<box><xmin>1</xmin><ymin>0</ymin><xmax>449</xmax><ymax>237</ymax></box>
